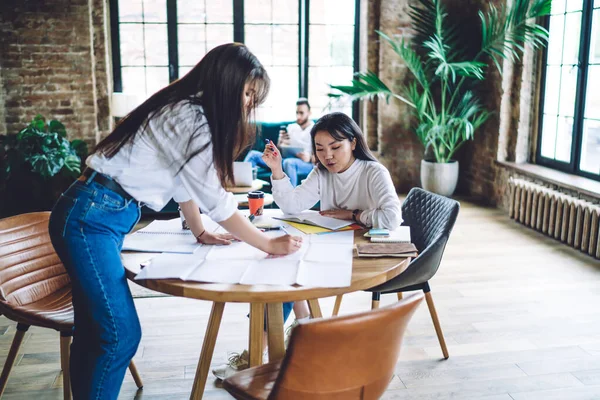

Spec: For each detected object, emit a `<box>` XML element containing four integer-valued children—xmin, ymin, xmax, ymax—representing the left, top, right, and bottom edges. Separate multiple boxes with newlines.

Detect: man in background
<box><xmin>244</xmin><ymin>98</ymin><xmax>315</xmax><ymax>186</ymax></box>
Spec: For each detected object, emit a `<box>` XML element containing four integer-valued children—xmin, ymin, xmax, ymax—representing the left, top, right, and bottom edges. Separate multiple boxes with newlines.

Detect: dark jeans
<box><xmin>49</xmin><ymin>174</ymin><xmax>141</xmax><ymax>400</ymax></box>
<box><xmin>244</xmin><ymin>150</ymin><xmax>312</xmax><ymax>186</ymax></box>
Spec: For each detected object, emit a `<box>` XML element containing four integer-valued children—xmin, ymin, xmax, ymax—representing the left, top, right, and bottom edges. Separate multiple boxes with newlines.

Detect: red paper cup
<box><xmin>248</xmin><ymin>191</ymin><xmax>265</xmax><ymax>216</ymax></box>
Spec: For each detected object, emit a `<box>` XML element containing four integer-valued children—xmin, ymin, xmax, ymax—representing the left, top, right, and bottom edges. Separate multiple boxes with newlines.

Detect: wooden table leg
<box><xmin>266</xmin><ymin>303</ymin><xmax>285</xmax><ymax>362</ymax></box>
<box><xmin>191</xmin><ymin>302</ymin><xmax>225</xmax><ymax>400</ymax></box>
<box><xmin>249</xmin><ymin>303</ymin><xmax>265</xmax><ymax>367</ymax></box>
<box><xmin>307</xmin><ymin>299</ymin><xmax>323</xmax><ymax>318</ymax></box>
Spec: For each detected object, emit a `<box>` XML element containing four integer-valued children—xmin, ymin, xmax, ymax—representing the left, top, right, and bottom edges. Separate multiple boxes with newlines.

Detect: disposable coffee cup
<box><xmin>247</xmin><ymin>191</ymin><xmax>265</xmax><ymax>216</ymax></box>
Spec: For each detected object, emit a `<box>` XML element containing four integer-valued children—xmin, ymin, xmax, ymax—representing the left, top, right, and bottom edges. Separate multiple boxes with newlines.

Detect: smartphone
<box><xmin>280</xmin><ymin>125</ymin><xmax>287</xmax><ymax>133</ymax></box>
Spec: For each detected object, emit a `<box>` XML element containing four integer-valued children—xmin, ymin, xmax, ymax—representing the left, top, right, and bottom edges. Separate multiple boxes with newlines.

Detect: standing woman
<box><xmin>48</xmin><ymin>43</ymin><xmax>302</xmax><ymax>399</ymax></box>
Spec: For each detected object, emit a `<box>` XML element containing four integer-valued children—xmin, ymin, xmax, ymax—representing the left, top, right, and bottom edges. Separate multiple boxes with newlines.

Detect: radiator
<box><xmin>508</xmin><ymin>178</ymin><xmax>600</xmax><ymax>259</ymax></box>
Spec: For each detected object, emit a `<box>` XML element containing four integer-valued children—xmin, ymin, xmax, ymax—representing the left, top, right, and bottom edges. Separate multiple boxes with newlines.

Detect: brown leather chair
<box><xmin>0</xmin><ymin>212</ymin><xmax>143</xmax><ymax>399</ymax></box>
<box><xmin>223</xmin><ymin>293</ymin><xmax>423</xmax><ymax>400</ymax></box>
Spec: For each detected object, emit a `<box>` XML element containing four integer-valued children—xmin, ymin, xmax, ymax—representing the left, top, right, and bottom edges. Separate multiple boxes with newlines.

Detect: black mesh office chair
<box><xmin>332</xmin><ymin>188</ymin><xmax>460</xmax><ymax>359</ymax></box>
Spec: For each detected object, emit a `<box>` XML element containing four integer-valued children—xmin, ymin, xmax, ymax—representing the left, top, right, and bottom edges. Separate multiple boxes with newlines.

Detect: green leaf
<box><xmin>70</xmin><ymin>139</ymin><xmax>88</xmax><ymax>160</ymax></box>
<box><xmin>31</xmin><ymin>115</ymin><xmax>46</xmax><ymax>132</ymax></box>
<box><xmin>49</xmin><ymin>120</ymin><xmax>67</xmax><ymax>137</ymax></box>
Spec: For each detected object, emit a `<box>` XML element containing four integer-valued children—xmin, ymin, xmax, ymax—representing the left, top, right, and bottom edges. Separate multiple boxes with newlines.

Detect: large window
<box><xmin>538</xmin><ymin>0</ymin><xmax>600</xmax><ymax>180</ymax></box>
<box><xmin>110</xmin><ymin>0</ymin><xmax>359</xmax><ymax>121</ymax></box>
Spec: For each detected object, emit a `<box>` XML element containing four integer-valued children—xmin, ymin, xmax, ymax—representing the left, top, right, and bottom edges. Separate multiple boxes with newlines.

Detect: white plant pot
<box><xmin>420</xmin><ymin>159</ymin><xmax>459</xmax><ymax>197</ymax></box>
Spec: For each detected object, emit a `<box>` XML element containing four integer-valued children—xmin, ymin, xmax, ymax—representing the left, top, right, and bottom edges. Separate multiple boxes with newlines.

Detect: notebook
<box><xmin>356</xmin><ymin>243</ymin><xmax>418</xmax><ymax>258</ymax></box>
<box><xmin>122</xmin><ymin>216</ymin><xmax>219</xmax><ymax>253</ymax></box>
<box><xmin>274</xmin><ymin>211</ymin><xmax>354</xmax><ymax>231</ymax></box>
<box><xmin>370</xmin><ymin>226</ymin><xmax>411</xmax><ymax>243</ymax></box>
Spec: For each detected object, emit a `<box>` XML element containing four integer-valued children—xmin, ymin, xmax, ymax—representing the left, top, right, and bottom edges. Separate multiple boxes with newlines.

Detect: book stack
<box><xmin>356</xmin><ymin>226</ymin><xmax>417</xmax><ymax>258</ymax></box>
<box><xmin>355</xmin><ymin>242</ymin><xmax>417</xmax><ymax>258</ymax></box>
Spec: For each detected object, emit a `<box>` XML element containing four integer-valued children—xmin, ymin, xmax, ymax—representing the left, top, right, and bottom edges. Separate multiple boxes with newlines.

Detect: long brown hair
<box><xmin>95</xmin><ymin>43</ymin><xmax>269</xmax><ymax>186</ymax></box>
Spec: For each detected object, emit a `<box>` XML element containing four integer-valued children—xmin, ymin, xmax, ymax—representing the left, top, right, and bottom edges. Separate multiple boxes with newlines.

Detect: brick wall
<box><xmin>0</xmin><ymin>0</ymin><xmax>110</xmax><ymax>144</ymax></box>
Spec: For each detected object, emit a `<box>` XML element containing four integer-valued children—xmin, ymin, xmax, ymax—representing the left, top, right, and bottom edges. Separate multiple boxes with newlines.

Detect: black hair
<box><xmin>296</xmin><ymin>97</ymin><xmax>310</xmax><ymax>110</ymax></box>
<box><xmin>310</xmin><ymin>112</ymin><xmax>378</xmax><ymax>170</ymax></box>
<box><xmin>94</xmin><ymin>43</ymin><xmax>269</xmax><ymax>187</ymax></box>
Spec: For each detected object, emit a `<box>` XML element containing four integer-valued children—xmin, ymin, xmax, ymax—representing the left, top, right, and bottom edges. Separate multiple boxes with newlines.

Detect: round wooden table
<box><xmin>122</xmin><ymin>232</ymin><xmax>410</xmax><ymax>400</ymax></box>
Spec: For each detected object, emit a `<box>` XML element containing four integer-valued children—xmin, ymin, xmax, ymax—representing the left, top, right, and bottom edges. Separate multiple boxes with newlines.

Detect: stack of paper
<box><xmin>135</xmin><ymin>230</ymin><xmax>355</xmax><ymax>288</ymax></box>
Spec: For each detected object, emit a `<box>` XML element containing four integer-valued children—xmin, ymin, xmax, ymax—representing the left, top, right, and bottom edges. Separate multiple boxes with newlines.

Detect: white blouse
<box><xmin>87</xmin><ymin>100</ymin><xmax>237</xmax><ymax>222</ymax></box>
<box><xmin>271</xmin><ymin>159</ymin><xmax>402</xmax><ymax>229</ymax></box>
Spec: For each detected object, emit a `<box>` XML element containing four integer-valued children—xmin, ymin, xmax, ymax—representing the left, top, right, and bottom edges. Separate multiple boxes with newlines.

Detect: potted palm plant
<box><xmin>330</xmin><ymin>0</ymin><xmax>551</xmax><ymax>196</ymax></box>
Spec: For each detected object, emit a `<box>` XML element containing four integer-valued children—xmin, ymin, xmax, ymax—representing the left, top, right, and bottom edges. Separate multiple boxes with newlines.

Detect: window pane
<box><xmin>546</xmin><ymin>14</ymin><xmax>565</xmax><ymax>65</ymax></box>
<box><xmin>310</xmin><ymin>0</ymin><xmax>355</xmax><ymax>25</ymax></box>
<box><xmin>178</xmin><ymin>25</ymin><xmax>206</xmax><ymax>66</ymax></box>
<box><xmin>273</xmin><ymin>0</ymin><xmax>298</xmax><ymax>24</ymax></box>
<box><xmin>542</xmin><ymin>66</ymin><xmax>560</xmax><ymax>115</ymax></box>
<box><xmin>177</xmin><ymin>0</ymin><xmax>206</xmax><ymax>23</ymax></box>
<box><xmin>245</xmin><ymin>0</ymin><xmax>272</xmax><ymax>24</ymax></box>
<box><xmin>144</xmin><ymin>24</ymin><xmax>168</xmax><ymax>65</ymax></box>
<box><xmin>555</xmin><ymin>116</ymin><xmax>574</xmax><ymax>162</ymax></box>
<box><xmin>246</xmin><ymin>25</ymin><xmax>273</xmax><ymax>66</ymax></box>
<box><xmin>540</xmin><ymin>114</ymin><xmax>558</xmax><ymax>159</ymax></box>
<box><xmin>143</xmin><ymin>0</ymin><xmax>167</xmax><ymax>23</ymax></box>
<box><xmin>206</xmin><ymin>24</ymin><xmax>234</xmax><ymax>54</ymax></box>
<box><xmin>580</xmin><ymin>119</ymin><xmax>600</xmax><ymax>174</ymax></box>
<box><xmin>122</xmin><ymin>66</ymin><xmax>146</xmax><ymax>96</ymax></box>
<box><xmin>206</xmin><ymin>0</ymin><xmax>233</xmax><ymax>23</ymax></box>
<box><xmin>145</xmin><ymin>66</ymin><xmax>169</xmax><ymax>96</ymax></box>
<box><xmin>120</xmin><ymin>24</ymin><xmax>145</xmax><ymax>66</ymax></box>
<box><xmin>562</xmin><ymin>11</ymin><xmax>582</xmax><ymax>65</ymax></box>
<box><xmin>558</xmin><ymin>65</ymin><xmax>578</xmax><ymax>117</ymax></box>
<box><xmin>566</xmin><ymin>0</ymin><xmax>583</xmax><ymax>12</ymax></box>
<box><xmin>585</xmin><ymin>65</ymin><xmax>600</xmax><ymax>118</ymax></box>
<box><xmin>308</xmin><ymin>66</ymin><xmax>354</xmax><ymax>118</ymax></box>
<box><xmin>258</xmin><ymin>67</ymin><xmax>298</xmax><ymax>122</ymax></box>
<box><xmin>309</xmin><ymin>25</ymin><xmax>354</xmax><ymax>67</ymax></box>
<box><xmin>590</xmin><ymin>10</ymin><xmax>600</xmax><ymax>64</ymax></box>
<box><xmin>273</xmin><ymin>25</ymin><xmax>299</xmax><ymax>66</ymax></box>
<box><xmin>119</xmin><ymin>0</ymin><xmax>144</xmax><ymax>22</ymax></box>
<box><xmin>179</xmin><ymin>66</ymin><xmax>193</xmax><ymax>78</ymax></box>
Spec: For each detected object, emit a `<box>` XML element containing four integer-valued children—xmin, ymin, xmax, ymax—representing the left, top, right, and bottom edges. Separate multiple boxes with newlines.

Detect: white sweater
<box><xmin>271</xmin><ymin>159</ymin><xmax>402</xmax><ymax>229</ymax></box>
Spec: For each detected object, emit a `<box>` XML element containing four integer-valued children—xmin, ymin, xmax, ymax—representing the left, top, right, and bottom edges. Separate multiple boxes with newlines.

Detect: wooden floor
<box><xmin>1</xmin><ymin>200</ymin><xmax>600</xmax><ymax>399</ymax></box>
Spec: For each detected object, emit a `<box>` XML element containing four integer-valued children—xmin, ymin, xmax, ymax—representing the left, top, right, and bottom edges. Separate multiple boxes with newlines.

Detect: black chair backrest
<box><xmin>371</xmin><ymin>188</ymin><xmax>460</xmax><ymax>293</ymax></box>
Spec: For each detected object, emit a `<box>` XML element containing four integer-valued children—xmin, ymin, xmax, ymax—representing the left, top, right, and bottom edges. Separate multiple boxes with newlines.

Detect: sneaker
<box><xmin>284</xmin><ymin>319</ymin><xmax>300</xmax><ymax>348</ymax></box>
<box><xmin>212</xmin><ymin>350</ymin><xmax>249</xmax><ymax>380</ymax></box>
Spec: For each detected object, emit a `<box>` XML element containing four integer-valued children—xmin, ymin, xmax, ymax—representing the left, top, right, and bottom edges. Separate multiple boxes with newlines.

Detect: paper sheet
<box><xmin>135</xmin><ymin>253</ymin><xmax>202</xmax><ymax>280</ymax></box>
<box><xmin>123</xmin><ymin>233</ymin><xmax>201</xmax><ymax>254</ymax></box>
<box><xmin>134</xmin><ymin>210</ymin><xmax>354</xmax><ymax>287</ymax></box>
<box><xmin>240</xmin><ymin>259</ymin><xmax>300</xmax><ymax>285</ymax></box>
<box><xmin>186</xmin><ymin>260</ymin><xmax>251</xmax><ymax>284</ymax></box>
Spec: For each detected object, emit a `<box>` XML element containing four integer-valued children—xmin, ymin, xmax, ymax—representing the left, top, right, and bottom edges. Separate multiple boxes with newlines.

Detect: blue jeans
<box><xmin>244</xmin><ymin>150</ymin><xmax>268</xmax><ymax>168</ymax></box>
<box><xmin>245</xmin><ymin>150</ymin><xmax>312</xmax><ymax>186</ymax></box>
<box><xmin>282</xmin><ymin>157</ymin><xmax>313</xmax><ymax>186</ymax></box>
<box><xmin>48</xmin><ymin>174</ymin><xmax>141</xmax><ymax>400</ymax></box>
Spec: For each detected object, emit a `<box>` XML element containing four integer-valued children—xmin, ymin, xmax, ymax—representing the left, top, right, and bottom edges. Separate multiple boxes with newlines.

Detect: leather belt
<box><xmin>80</xmin><ymin>168</ymin><xmax>133</xmax><ymax>201</ymax></box>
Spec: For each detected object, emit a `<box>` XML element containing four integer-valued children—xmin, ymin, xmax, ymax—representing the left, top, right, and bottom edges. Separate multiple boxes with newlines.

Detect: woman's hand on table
<box><xmin>319</xmin><ymin>209</ymin><xmax>354</xmax><ymax>221</ymax></box>
<box><xmin>197</xmin><ymin>231</ymin><xmax>235</xmax><ymax>245</ymax></box>
<box><xmin>267</xmin><ymin>234</ymin><xmax>303</xmax><ymax>255</ymax></box>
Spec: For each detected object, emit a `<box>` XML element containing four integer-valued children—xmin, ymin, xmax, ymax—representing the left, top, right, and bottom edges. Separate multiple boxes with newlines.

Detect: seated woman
<box><xmin>261</xmin><ymin>112</ymin><xmax>402</xmax><ymax>338</ymax></box>
<box><xmin>263</xmin><ymin>112</ymin><xmax>402</xmax><ymax>229</ymax></box>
